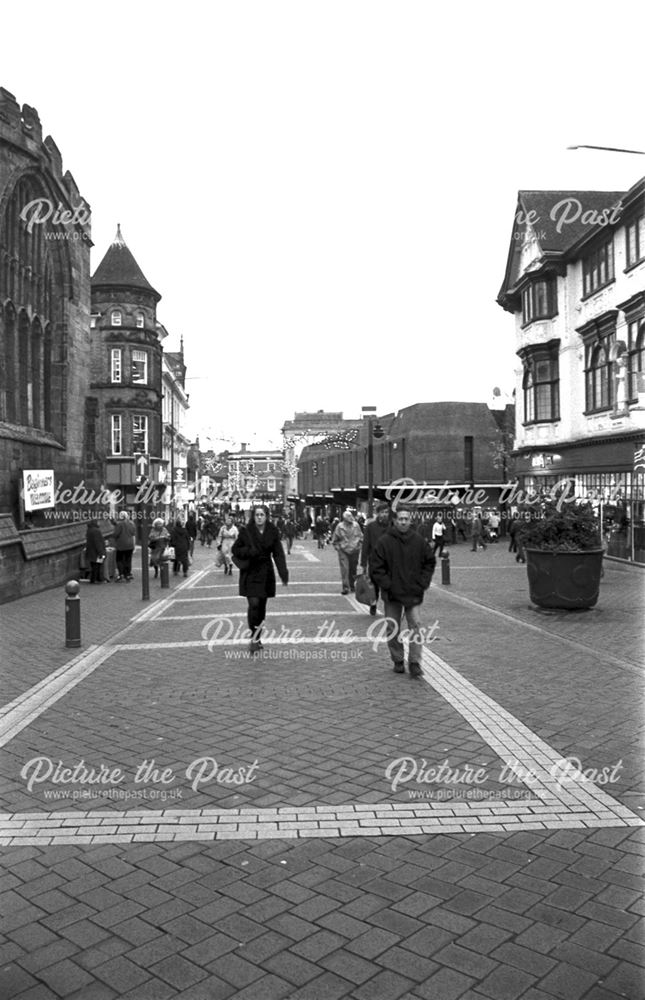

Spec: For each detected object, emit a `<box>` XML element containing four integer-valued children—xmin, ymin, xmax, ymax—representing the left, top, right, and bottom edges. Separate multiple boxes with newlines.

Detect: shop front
<box><xmin>514</xmin><ymin>436</ymin><xmax>645</xmax><ymax>565</ymax></box>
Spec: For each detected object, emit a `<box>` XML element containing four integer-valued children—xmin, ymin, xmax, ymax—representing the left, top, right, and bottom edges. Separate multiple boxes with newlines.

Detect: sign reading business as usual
<box><xmin>22</xmin><ymin>469</ymin><xmax>55</xmax><ymax>511</ymax></box>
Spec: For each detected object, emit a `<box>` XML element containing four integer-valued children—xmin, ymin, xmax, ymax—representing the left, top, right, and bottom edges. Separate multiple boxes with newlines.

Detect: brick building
<box><xmin>298</xmin><ymin>402</ymin><xmax>514</xmax><ymax>517</ymax></box>
<box><xmin>88</xmin><ymin>226</ymin><xmax>166</xmax><ymax>509</ymax></box>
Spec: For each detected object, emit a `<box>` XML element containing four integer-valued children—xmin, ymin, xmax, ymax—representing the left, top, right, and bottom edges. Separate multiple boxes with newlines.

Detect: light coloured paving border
<box><xmin>166</xmin><ymin>593</ymin><xmax>343</xmax><ymax>602</ymax></box>
<box><xmin>190</xmin><ymin>580</ymin><xmax>342</xmax><ymax>590</ymax></box>
<box><xmin>418</xmin><ymin>646</ymin><xmax>642</xmax><ymax>820</ymax></box>
<box><xmin>0</xmin><ymin>646</ymin><xmax>117</xmax><ymax>749</ymax></box>
<box><xmin>158</xmin><ymin>610</ymin><xmax>363</xmax><ymax>621</ymax></box>
<box><xmin>0</xmin><ymin>795</ymin><xmax>642</xmax><ymax>846</ymax></box>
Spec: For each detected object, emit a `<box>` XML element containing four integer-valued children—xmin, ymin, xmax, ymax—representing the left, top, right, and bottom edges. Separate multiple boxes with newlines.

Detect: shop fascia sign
<box><xmin>529</xmin><ymin>453</ymin><xmax>562</xmax><ymax>469</ymax></box>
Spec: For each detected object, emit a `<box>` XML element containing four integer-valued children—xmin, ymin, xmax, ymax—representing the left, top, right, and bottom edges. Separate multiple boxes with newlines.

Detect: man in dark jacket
<box><xmin>370</xmin><ymin>506</ymin><xmax>436</xmax><ymax>677</ymax></box>
<box><xmin>357</xmin><ymin>502</ymin><xmax>391</xmax><ymax>615</ymax></box>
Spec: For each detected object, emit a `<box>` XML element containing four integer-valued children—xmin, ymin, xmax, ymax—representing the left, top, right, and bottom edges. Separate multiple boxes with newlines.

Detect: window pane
<box><xmin>111</xmin><ymin>349</ymin><xmax>121</xmax><ymax>382</ymax></box>
<box><xmin>131</xmin><ymin>350</ymin><xmax>147</xmax><ymax>384</ymax></box>
<box><xmin>535</xmin><ymin>384</ymin><xmax>552</xmax><ymax>420</ymax></box>
<box><xmin>132</xmin><ymin>415</ymin><xmax>148</xmax><ymax>453</ymax></box>
<box><xmin>111</xmin><ymin>415</ymin><xmax>121</xmax><ymax>455</ymax></box>
<box><xmin>534</xmin><ymin>282</ymin><xmax>547</xmax><ymax>316</ymax></box>
<box><xmin>535</xmin><ymin>360</ymin><xmax>551</xmax><ymax>382</ymax></box>
<box><xmin>627</xmin><ymin>223</ymin><xmax>636</xmax><ymax>265</ymax></box>
<box><xmin>600</xmin><ymin>366</ymin><xmax>609</xmax><ymax>408</ymax></box>
<box><xmin>111</xmin><ymin>311</ymin><xmax>122</xmax><ymax>326</ymax></box>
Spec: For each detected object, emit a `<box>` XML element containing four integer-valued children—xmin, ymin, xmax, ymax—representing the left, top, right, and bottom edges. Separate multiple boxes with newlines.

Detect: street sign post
<box><xmin>134</xmin><ymin>455</ymin><xmax>151</xmax><ymax>601</ymax></box>
<box><xmin>133</xmin><ymin>452</ymin><xmax>150</xmax><ymax>482</ymax></box>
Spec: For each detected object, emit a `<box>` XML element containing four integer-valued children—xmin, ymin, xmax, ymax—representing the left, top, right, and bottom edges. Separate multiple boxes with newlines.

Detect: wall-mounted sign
<box><xmin>530</xmin><ymin>453</ymin><xmax>561</xmax><ymax>469</ymax></box>
<box><xmin>23</xmin><ymin>469</ymin><xmax>55</xmax><ymax>511</ymax></box>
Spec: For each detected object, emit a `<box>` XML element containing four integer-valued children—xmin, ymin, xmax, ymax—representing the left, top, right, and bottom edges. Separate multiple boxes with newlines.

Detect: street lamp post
<box><xmin>362</xmin><ymin>406</ymin><xmax>376</xmax><ymax>518</ymax></box>
<box><xmin>361</xmin><ymin>407</ymin><xmax>384</xmax><ymax>518</ymax></box>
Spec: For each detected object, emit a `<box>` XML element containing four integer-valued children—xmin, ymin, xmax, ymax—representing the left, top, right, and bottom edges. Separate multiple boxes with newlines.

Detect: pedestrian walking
<box><xmin>85</xmin><ymin>519</ymin><xmax>107</xmax><ymax>584</ymax></box>
<box><xmin>171</xmin><ymin>519</ymin><xmax>191</xmax><ymax>577</ymax></box>
<box><xmin>232</xmin><ymin>505</ymin><xmax>289</xmax><ymax>655</ymax></box>
<box><xmin>471</xmin><ymin>511</ymin><xmax>487</xmax><ymax>552</ymax></box>
<box><xmin>216</xmin><ymin>514</ymin><xmax>239</xmax><ymax>575</ymax></box>
<box><xmin>488</xmin><ymin>509</ymin><xmax>500</xmax><ymax>542</ymax></box>
<box><xmin>283</xmin><ymin>517</ymin><xmax>296</xmax><ymax>554</ymax></box>
<box><xmin>357</xmin><ymin>502</ymin><xmax>391</xmax><ymax>615</ymax></box>
<box><xmin>332</xmin><ymin>510</ymin><xmax>363</xmax><ymax>594</ymax></box>
<box><xmin>148</xmin><ymin>518</ymin><xmax>170</xmax><ymax>579</ymax></box>
<box><xmin>313</xmin><ymin>515</ymin><xmax>327</xmax><ymax>549</ymax></box>
<box><xmin>370</xmin><ymin>506</ymin><xmax>436</xmax><ymax>677</ymax></box>
<box><xmin>431</xmin><ymin>513</ymin><xmax>447</xmax><ymax>556</ymax></box>
<box><xmin>186</xmin><ymin>512</ymin><xmax>198</xmax><ymax>557</ymax></box>
<box><xmin>112</xmin><ymin>510</ymin><xmax>136</xmax><ymax>580</ymax></box>
<box><xmin>508</xmin><ymin>513</ymin><xmax>520</xmax><ymax>553</ymax></box>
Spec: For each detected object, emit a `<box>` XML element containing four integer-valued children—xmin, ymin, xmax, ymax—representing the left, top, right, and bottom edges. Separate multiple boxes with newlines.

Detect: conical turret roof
<box><xmin>91</xmin><ymin>225</ymin><xmax>161</xmax><ymax>300</ymax></box>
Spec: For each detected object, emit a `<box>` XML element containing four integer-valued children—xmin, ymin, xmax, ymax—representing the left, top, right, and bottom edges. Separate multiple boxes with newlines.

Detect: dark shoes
<box><xmin>249</xmin><ymin>640</ymin><xmax>263</xmax><ymax>655</ymax></box>
<box><xmin>393</xmin><ymin>662</ymin><xmax>422</xmax><ymax>677</ymax></box>
<box><xmin>341</xmin><ymin>588</ymin><xmax>349</xmax><ymax>595</ymax></box>
<box><xmin>369</xmin><ymin>604</ymin><xmax>377</xmax><ymax>616</ymax></box>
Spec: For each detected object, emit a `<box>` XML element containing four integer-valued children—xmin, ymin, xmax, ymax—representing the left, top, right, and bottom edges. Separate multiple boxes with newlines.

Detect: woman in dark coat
<box><xmin>171</xmin><ymin>519</ymin><xmax>191</xmax><ymax>577</ymax></box>
<box><xmin>85</xmin><ymin>519</ymin><xmax>106</xmax><ymax>584</ymax></box>
<box><xmin>232</xmin><ymin>505</ymin><xmax>289</xmax><ymax>654</ymax></box>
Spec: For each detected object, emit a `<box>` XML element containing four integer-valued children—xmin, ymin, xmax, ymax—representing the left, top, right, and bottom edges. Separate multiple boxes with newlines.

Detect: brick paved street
<box><xmin>1</xmin><ymin>537</ymin><xmax>644</xmax><ymax>999</ymax></box>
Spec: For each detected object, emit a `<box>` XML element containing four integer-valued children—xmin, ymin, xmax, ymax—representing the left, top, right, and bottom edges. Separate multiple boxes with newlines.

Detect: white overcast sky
<box><xmin>3</xmin><ymin>1</ymin><xmax>643</xmax><ymax>451</ymax></box>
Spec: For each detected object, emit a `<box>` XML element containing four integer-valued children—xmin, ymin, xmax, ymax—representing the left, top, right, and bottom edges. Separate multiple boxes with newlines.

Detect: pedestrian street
<box><xmin>1</xmin><ymin>541</ymin><xmax>642</xmax><ymax>849</ymax></box>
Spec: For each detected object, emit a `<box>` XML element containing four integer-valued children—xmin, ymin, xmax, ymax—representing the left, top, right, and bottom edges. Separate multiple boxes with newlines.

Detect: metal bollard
<box><xmin>65</xmin><ymin>579</ymin><xmax>82</xmax><ymax>647</ymax></box>
<box><xmin>160</xmin><ymin>555</ymin><xmax>170</xmax><ymax>589</ymax></box>
<box><xmin>441</xmin><ymin>550</ymin><xmax>451</xmax><ymax>586</ymax></box>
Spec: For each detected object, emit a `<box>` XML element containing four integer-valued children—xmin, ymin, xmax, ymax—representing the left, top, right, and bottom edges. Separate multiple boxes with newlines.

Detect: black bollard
<box><xmin>160</xmin><ymin>555</ymin><xmax>170</xmax><ymax>589</ymax></box>
<box><xmin>441</xmin><ymin>550</ymin><xmax>451</xmax><ymax>586</ymax></box>
<box><xmin>65</xmin><ymin>579</ymin><xmax>82</xmax><ymax>647</ymax></box>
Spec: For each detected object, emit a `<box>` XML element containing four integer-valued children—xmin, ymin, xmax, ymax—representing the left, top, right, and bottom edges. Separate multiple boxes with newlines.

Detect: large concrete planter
<box><xmin>525</xmin><ymin>548</ymin><xmax>604</xmax><ymax>610</ymax></box>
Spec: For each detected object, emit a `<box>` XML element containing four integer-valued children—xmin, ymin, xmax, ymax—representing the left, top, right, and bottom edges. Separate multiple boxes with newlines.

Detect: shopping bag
<box><xmin>355</xmin><ymin>575</ymin><xmax>376</xmax><ymax>606</ymax></box>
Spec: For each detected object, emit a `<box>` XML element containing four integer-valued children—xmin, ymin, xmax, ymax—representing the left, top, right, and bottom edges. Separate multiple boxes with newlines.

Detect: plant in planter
<box><xmin>519</xmin><ymin>500</ymin><xmax>604</xmax><ymax>610</ymax></box>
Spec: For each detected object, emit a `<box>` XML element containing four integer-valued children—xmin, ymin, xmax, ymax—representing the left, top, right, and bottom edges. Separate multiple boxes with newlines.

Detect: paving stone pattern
<box><xmin>0</xmin><ymin>539</ymin><xmax>643</xmax><ymax>998</ymax></box>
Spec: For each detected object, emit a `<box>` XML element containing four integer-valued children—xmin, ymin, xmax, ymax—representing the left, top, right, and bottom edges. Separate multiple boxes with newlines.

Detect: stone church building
<box><xmin>0</xmin><ymin>89</ymin><xmax>178</xmax><ymax>600</ymax></box>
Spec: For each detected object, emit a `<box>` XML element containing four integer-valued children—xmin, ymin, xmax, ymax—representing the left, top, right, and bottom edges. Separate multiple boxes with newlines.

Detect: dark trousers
<box><xmin>247</xmin><ymin>597</ymin><xmax>268</xmax><ymax>640</ymax></box>
<box><xmin>89</xmin><ymin>561</ymin><xmax>103</xmax><ymax>583</ymax></box>
<box><xmin>116</xmin><ymin>549</ymin><xmax>133</xmax><ymax>579</ymax></box>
